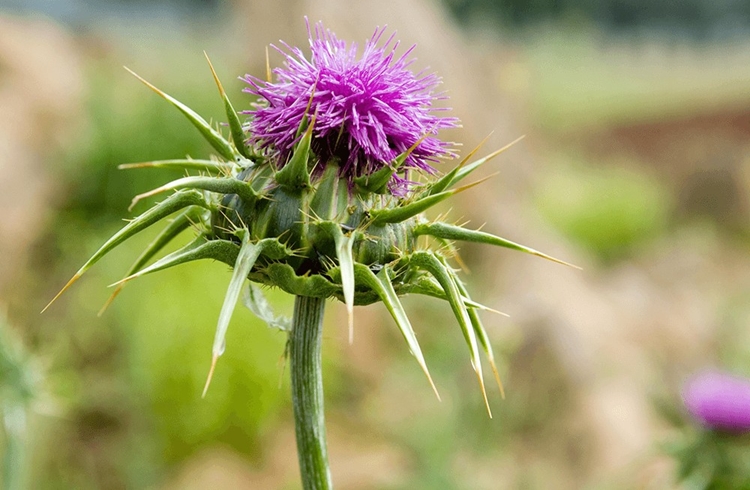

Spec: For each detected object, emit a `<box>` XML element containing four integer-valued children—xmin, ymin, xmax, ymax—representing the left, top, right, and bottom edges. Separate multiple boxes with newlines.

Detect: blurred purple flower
<box><xmin>683</xmin><ymin>370</ymin><xmax>750</xmax><ymax>433</ymax></box>
<box><xmin>244</xmin><ymin>20</ymin><xmax>458</xmax><ymax>194</ymax></box>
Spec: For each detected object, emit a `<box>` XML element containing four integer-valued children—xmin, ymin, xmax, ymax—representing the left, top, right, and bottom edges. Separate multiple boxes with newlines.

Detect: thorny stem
<box><xmin>290</xmin><ymin>295</ymin><xmax>332</xmax><ymax>490</ymax></box>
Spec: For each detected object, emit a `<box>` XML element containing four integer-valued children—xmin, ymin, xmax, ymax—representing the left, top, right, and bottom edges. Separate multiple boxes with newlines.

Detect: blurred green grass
<box><xmin>534</xmin><ymin>155</ymin><xmax>673</xmax><ymax>261</ymax></box>
<box><xmin>525</xmin><ymin>30</ymin><xmax>750</xmax><ymax>132</ymax></box>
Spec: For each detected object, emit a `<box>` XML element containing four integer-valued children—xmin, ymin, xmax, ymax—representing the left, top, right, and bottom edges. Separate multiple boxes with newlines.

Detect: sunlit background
<box><xmin>2</xmin><ymin>0</ymin><xmax>750</xmax><ymax>488</ymax></box>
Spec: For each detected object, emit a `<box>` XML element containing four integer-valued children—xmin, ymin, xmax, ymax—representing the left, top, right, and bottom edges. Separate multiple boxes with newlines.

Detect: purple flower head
<box><xmin>683</xmin><ymin>370</ymin><xmax>750</xmax><ymax>433</ymax></box>
<box><xmin>244</xmin><ymin>20</ymin><xmax>459</xmax><ymax>194</ymax></box>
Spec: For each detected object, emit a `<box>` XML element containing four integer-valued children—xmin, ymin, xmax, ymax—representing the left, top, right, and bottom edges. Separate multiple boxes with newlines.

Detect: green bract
<box><xmin>45</xmin><ymin>57</ymin><xmax>576</xmax><ymax>415</ymax></box>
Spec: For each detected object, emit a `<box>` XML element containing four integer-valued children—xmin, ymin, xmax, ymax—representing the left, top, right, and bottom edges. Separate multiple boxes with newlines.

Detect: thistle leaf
<box><xmin>453</xmin><ymin>274</ymin><xmax>505</xmax><ymax>399</ymax></box>
<box><xmin>42</xmin><ymin>191</ymin><xmax>209</xmax><ymax>312</ymax></box>
<box><xmin>204</xmin><ymin>232</ymin><xmax>266</xmax><ymax>397</ymax></box>
<box><xmin>124</xmin><ymin>67</ymin><xmax>236</xmax><ymax>161</ymax></box>
<box><xmin>409</xmin><ymin>251</ymin><xmax>491</xmax><ymax>417</ymax></box>
<box><xmin>99</xmin><ymin>208</ymin><xmax>200</xmax><ymax>316</ymax></box>
<box><xmin>353</xmin><ymin>263</ymin><xmax>440</xmax><ymax>400</ymax></box>
<box><xmin>130</xmin><ymin>176</ymin><xmax>259</xmax><ymax>211</ymax></box>
<box><xmin>414</xmin><ymin>222</ymin><xmax>579</xmax><ymax>269</ymax></box>
<box><xmin>204</xmin><ymin>52</ymin><xmax>252</xmax><ymax>159</ymax></box>
<box><xmin>242</xmin><ymin>283</ymin><xmax>291</xmax><ymax>331</ymax></box>
<box><xmin>119</xmin><ymin>159</ymin><xmax>235</xmax><ymax>173</ymax></box>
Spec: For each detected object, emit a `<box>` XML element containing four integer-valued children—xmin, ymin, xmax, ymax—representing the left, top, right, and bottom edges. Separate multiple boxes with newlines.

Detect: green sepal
<box><xmin>245</xmin><ymin>164</ymin><xmax>275</xmax><ymax>194</ymax></box>
<box><xmin>223</xmin><ymin>96</ymin><xmax>251</xmax><ymax>159</ymax></box>
<box><xmin>333</xmin><ymin>226</ymin><xmax>356</xmax><ymax>342</ymax></box>
<box><xmin>119</xmin><ymin>159</ymin><xmax>235</xmax><ymax>174</ymax></box>
<box><xmin>204</xmin><ymin>53</ymin><xmax>252</xmax><ymax>159</ymax></box>
<box><xmin>243</xmin><ymin>283</ymin><xmax>291</xmax><ymax>331</ymax></box>
<box><xmin>408</xmin><ymin>274</ymin><xmax>497</xmax><ymax>312</ymax></box>
<box><xmin>276</xmin><ymin>113</ymin><xmax>314</xmax><ymax>190</ymax></box>
<box><xmin>99</xmin><ymin>207</ymin><xmax>202</xmax><ymax>315</ymax></box>
<box><xmin>324</xmin><ymin>265</ymin><xmax>377</xmax><ymax>305</ymax></box>
<box><xmin>125</xmin><ymin>67</ymin><xmax>236</xmax><ymax>161</ymax></box>
<box><xmin>203</xmin><ymin>234</ymin><xmax>290</xmax><ymax>397</ymax></box>
<box><xmin>210</xmin><ymin>232</ymin><xmax>266</xmax><ymax>360</ymax></box>
<box><xmin>130</xmin><ymin>176</ymin><xmax>259</xmax><ymax>211</ymax></box>
<box><xmin>112</xmin><ymin>236</ymin><xmax>238</xmax><ymax>284</ymax></box>
<box><xmin>354</xmin><ymin>164</ymin><xmax>394</xmax><ymax>194</ymax></box>
<box><xmin>414</xmin><ymin>221</ymin><xmax>577</xmax><ymax>268</ymax></box>
<box><xmin>371</xmin><ymin>130</ymin><xmax>429</xmax><ymax>194</ymax></box>
<box><xmin>41</xmin><ymin>190</ymin><xmax>211</xmax><ymax>312</ymax></box>
<box><xmin>258</xmin><ymin>263</ymin><xmax>339</xmax><ymax>299</ymax></box>
<box><xmin>369</xmin><ymin>188</ymin><xmax>459</xmax><ymax>225</ymax></box>
<box><xmin>112</xmin><ymin>236</ymin><xmax>292</xmax><ymax>286</ymax></box>
<box><xmin>310</xmin><ymin>165</ymin><xmax>347</xmax><ymax>221</ymax></box>
<box><xmin>98</xmin><ymin>190</ymin><xmax>209</xmax><ymax>267</ymax></box>
<box><xmin>453</xmin><ymin>278</ymin><xmax>506</xmax><ymax>398</ymax></box>
<box><xmin>311</xmin><ymin>220</ymin><xmax>355</xmax><ymax>261</ymax></box>
<box><xmin>353</xmin><ymin>264</ymin><xmax>440</xmax><ymax>399</ymax></box>
<box><xmin>422</xmin><ymin>167</ymin><xmax>460</xmax><ymax>199</ymax></box>
<box><xmin>251</xmin><ymin>187</ymin><xmax>309</xmax><ymax>256</ymax></box>
<box><xmin>424</xmin><ymin>135</ymin><xmax>525</xmax><ymax>197</ymax></box>
<box><xmin>295</xmin><ymin>111</ymin><xmax>311</xmax><ymax>139</ymax></box>
<box><xmin>408</xmin><ymin>251</ymin><xmax>491</xmax><ymax>416</ymax></box>
<box><xmin>408</xmin><ymin>252</ymin><xmax>480</xmax><ymax>364</ymax></box>
<box><xmin>254</xmin><ymin>238</ymin><xmax>296</xmax><ymax>261</ymax></box>
<box><xmin>424</xmin><ymin>156</ymin><xmax>474</xmax><ymax>197</ymax></box>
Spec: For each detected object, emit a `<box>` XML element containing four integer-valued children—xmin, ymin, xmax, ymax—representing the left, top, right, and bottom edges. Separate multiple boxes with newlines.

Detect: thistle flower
<box><xmin>245</xmin><ymin>21</ymin><xmax>458</xmax><ymax>194</ymax></box>
<box><xmin>44</xmin><ymin>21</ymin><xmax>574</xmax><ymax>489</ymax></box>
<box><xmin>683</xmin><ymin>371</ymin><xmax>750</xmax><ymax>433</ymax></box>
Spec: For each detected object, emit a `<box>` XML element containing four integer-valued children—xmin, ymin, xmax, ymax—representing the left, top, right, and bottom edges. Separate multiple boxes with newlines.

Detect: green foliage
<box><xmin>116</xmin><ymin>261</ymin><xmax>290</xmax><ymax>462</ymax></box>
<box><xmin>668</xmin><ymin>430</ymin><xmax>750</xmax><ymax>489</ymax></box>
<box><xmin>534</xmin><ymin>157</ymin><xmax>672</xmax><ymax>260</ymax></box>
<box><xmin>0</xmin><ymin>321</ymin><xmax>37</xmax><ymax>407</ymax></box>
<box><xmin>0</xmin><ymin>318</ymin><xmax>40</xmax><ymax>490</ymax></box>
<box><xmin>524</xmin><ymin>32</ymin><xmax>750</xmax><ymax>133</ymax></box>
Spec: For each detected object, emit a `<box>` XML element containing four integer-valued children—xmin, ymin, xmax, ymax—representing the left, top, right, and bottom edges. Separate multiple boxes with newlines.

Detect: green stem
<box><xmin>290</xmin><ymin>295</ymin><xmax>332</xmax><ymax>490</ymax></box>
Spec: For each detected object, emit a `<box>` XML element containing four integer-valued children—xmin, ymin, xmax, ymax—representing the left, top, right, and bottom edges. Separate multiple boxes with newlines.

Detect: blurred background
<box><xmin>2</xmin><ymin>0</ymin><xmax>750</xmax><ymax>488</ymax></box>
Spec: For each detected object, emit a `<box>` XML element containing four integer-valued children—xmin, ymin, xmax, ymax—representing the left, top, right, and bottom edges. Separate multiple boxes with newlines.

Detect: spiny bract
<box><xmin>44</xmin><ymin>23</ymin><xmax>574</xmax><ymax>415</ymax></box>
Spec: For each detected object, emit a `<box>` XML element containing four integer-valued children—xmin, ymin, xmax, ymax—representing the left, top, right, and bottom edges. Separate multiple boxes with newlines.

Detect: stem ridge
<box><xmin>291</xmin><ymin>295</ymin><xmax>332</xmax><ymax>490</ymax></box>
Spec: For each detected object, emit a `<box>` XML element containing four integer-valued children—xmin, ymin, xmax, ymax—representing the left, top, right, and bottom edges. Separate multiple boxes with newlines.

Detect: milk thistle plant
<box><xmin>667</xmin><ymin>371</ymin><xmax>750</xmax><ymax>487</ymax></box>
<box><xmin>45</xmin><ymin>21</ymin><xmax>573</xmax><ymax>489</ymax></box>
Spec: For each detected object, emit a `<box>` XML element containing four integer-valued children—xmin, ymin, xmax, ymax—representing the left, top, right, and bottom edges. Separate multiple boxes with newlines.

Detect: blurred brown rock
<box><xmin>0</xmin><ymin>15</ymin><xmax>85</xmax><ymax>297</ymax></box>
